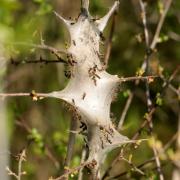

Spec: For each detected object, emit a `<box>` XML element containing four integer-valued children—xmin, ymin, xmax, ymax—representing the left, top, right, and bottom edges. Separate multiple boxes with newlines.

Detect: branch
<box><xmin>118</xmin><ymin>92</ymin><xmax>134</xmax><ymax>130</ymax></box>
<box><xmin>17</xmin><ymin>149</ymin><xmax>26</xmax><ymax>180</ymax></box>
<box><xmin>150</xmin><ymin>0</ymin><xmax>173</xmax><ymax>50</ymax></box>
<box><xmin>140</xmin><ymin>0</ymin><xmax>173</xmax><ymax>72</ymax></box>
<box><xmin>78</xmin><ymin>148</ymin><xmax>87</xmax><ymax>180</ymax></box>
<box><xmin>11</xmin><ymin>42</ymin><xmax>67</xmax><ymax>62</ymax></box>
<box><xmin>139</xmin><ymin>0</ymin><xmax>149</xmax><ymax>48</ymax></box>
<box><xmin>139</xmin><ymin>1</ymin><xmax>170</xmax><ymax>178</ymax></box>
<box><xmin>96</xmin><ymin>1</ymin><xmax>120</xmax><ymax>32</ymax></box>
<box><xmin>119</xmin><ymin>75</ymin><xmax>158</xmax><ymax>83</ymax></box>
<box><xmin>50</xmin><ymin>161</ymin><xmax>93</xmax><ymax>180</ymax></box>
<box><xmin>172</xmin><ymin>105</ymin><xmax>180</xmax><ymax>179</ymax></box>
<box><xmin>104</xmin><ymin>131</ymin><xmax>177</xmax><ymax>179</ymax></box>
<box><xmin>63</xmin><ymin>117</ymin><xmax>78</xmax><ymax>180</ymax></box>
<box><xmin>6</xmin><ymin>149</ymin><xmax>26</xmax><ymax>180</ymax></box>
<box><xmin>132</xmin><ymin>107</ymin><xmax>156</xmax><ymax>140</ymax></box>
<box><xmin>10</xmin><ymin>57</ymin><xmax>67</xmax><ymax>66</ymax></box>
<box><xmin>0</xmin><ymin>92</ymin><xmax>51</xmax><ymax>100</ymax></box>
<box><xmin>168</xmin><ymin>31</ymin><xmax>180</xmax><ymax>42</ymax></box>
<box><xmin>120</xmin><ymin>156</ymin><xmax>145</xmax><ymax>176</ymax></box>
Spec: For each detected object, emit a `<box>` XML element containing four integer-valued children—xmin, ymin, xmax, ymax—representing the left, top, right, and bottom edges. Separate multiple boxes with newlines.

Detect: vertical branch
<box><xmin>78</xmin><ymin>147</ymin><xmax>87</xmax><ymax>180</ymax></box>
<box><xmin>6</xmin><ymin>149</ymin><xmax>26</xmax><ymax>180</ymax></box>
<box><xmin>139</xmin><ymin>0</ymin><xmax>149</xmax><ymax>47</ymax></box>
<box><xmin>139</xmin><ymin>0</ymin><xmax>152</xmax><ymax>112</ymax></box>
<box><xmin>139</xmin><ymin>1</ymin><xmax>167</xmax><ymax>179</ymax></box>
<box><xmin>17</xmin><ymin>149</ymin><xmax>26</xmax><ymax>180</ymax></box>
<box><xmin>172</xmin><ymin>105</ymin><xmax>180</xmax><ymax>180</ymax></box>
<box><xmin>63</xmin><ymin>117</ymin><xmax>78</xmax><ymax>179</ymax></box>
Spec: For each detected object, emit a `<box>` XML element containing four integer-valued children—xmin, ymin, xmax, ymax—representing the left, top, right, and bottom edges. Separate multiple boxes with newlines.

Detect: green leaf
<box><xmin>156</xmin><ymin>93</ymin><xmax>163</xmax><ymax>106</ymax></box>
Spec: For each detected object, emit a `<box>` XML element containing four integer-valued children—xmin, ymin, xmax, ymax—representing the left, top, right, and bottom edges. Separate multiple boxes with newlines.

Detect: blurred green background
<box><xmin>0</xmin><ymin>0</ymin><xmax>179</xmax><ymax>179</ymax></box>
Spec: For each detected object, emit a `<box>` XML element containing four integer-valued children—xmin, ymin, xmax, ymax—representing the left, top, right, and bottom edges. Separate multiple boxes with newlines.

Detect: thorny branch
<box><xmin>0</xmin><ymin>76</ymin><xmax>157</xmax><ymax>99</ymax></box>
<box><xmin>10</xmin><ymin>56</ymin><xmax>67</xmax><ymax>66</ymax></box>
<box><xmin>103</xmin><ymin>0</ymin><xmax>175</xmax><ymax>178</ymax></box>
<box><xmin>11</xmin><ymin>42</ymin><xmax>67</xmax><ymax>60</ymax></box>
<box><xmin>139</xmin><ymin>1</ymin><xmax>173</xmax><ymax>179</ymax></box>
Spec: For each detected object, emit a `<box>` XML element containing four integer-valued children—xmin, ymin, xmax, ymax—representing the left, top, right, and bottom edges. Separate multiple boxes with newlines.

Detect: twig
<box><xmin>108</xmin><ymin>132</ymin><xmax>178</xmax><ymax>179</ymax></box>
<box><xmin>17</xmin><ymin>149</ymin><xmax>26</xmax><ymax>180</ymax></box>
<box><xmin>138</xmin><ymin>1</ymin><xmax>175</xmax><ymax>179</ymax></box>
<box><xmin>118</xmin><ymin>92</ymin><xmax>134</xmax><ymax>130</ymax></box>
<box><xmin>119</xmin><ymin>75</ymin><xmax>158</xmax><ymax>82</ymax></box>
<box><xmin>11</xmin><ymin>42</ymin><xmax>67</xmax><ymax>59</ymax></box>
<box><xmin>45</xmin><ymin>147</ymin><xmax>60</xmax><ymax>170</ymax></box>
<box><xmin>139</xmin><ymin>0</ymin><xmax>149</xmax><ymax>47</ymax></box>
<box><xmin>172</xmin><ymin>104</ymin><xmax>180</xmax><ymax>179</ymax></box>
<box><xmin>161</xmin><ymin>65</ymin><xmax>180</xmax><ymax>89</ymax></box>
<box><xmin>10</xmin><ymin>56</ymin><xmax>67</xmax><ymax>66</ymax></box>
<box><xmin>6</xmin><ymin>167</ymin><xmax>18</xmax><ymax>179</ymax></box>
<box><xmin>103</xmin><ymin>67</ymin><xmax>176</xmax><ymax>179</ymax></box>
<box><xmin>0</xmin><ymin>92</ymin><xmax>50</xmax><ymax>99</ymax></box>
<box><xmin>160</xmin><ymin>65</ymin><xmax>180</xmax><ymax>97</ymax></box>
<box><xmin>6</xmin><ymin>149</ymin><xmax>26</xmax><ymax>180</ymax></box>
<box><xmin>132</xmin><ymin>107</ymin><xmax>156</xmax><ymax>140</ymax></box>
<box><xmin>63</xmin><ymin>117</ymin><xmax>78</xmax><ymax>180</ymax></box>
<box><xmin>150</xmin><ymin>0</ymin><xmax>173</xmax><ymax>50</ymax></box>
<box><xmin>78</xmin><ymin>147</ymin><xmax>87</xmax><ymax>180</ymax></box>
<box><xmin>120</xmin><ymin>156</ymin><xmax>145</xmax><ymax>176</ymax></box>
<box><xmin>168</xmin><ymin>31</ymin><xmax>180</xmax><ymax>42</ymax></box>
<box><xmin>116</xmin><ymin>0</ymin><xmax>175</xmax><ymax>130</ymax></box>
<box><xmin>50</xmin><ymin>161</ymin><xmax>92</xmax><ymax>180</ymax></box>
<box><xmin>109</xmin><ymin>158</ymin><xmax>154</xmax><ymax>179</ymax></box>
